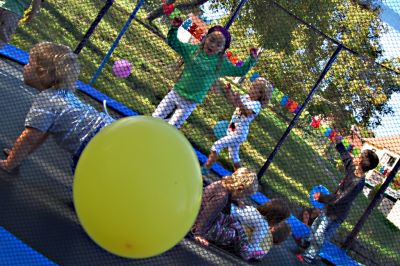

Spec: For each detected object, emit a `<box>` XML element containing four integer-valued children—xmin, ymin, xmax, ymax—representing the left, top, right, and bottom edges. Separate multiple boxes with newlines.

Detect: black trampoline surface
<box><xmin>0</xmin><ymin>57</ymin><xmax>320</xmax><ymax>266</ymax></box>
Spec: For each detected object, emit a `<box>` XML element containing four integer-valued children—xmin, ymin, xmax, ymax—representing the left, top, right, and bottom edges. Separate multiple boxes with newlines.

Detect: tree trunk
<box><xmin>146</xmin><ymin>0</ymin><xmax>209</xmax><ymax>22</ymax></box>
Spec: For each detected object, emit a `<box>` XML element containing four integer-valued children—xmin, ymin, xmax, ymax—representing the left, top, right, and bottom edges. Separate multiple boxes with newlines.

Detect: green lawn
<box><xmin>9</xmin><ymin>0</ymin><xmax>400</xmax><ymax>264</ymax></box>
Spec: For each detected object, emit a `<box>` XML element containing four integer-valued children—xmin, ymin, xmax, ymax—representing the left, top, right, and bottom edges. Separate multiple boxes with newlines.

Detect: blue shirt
<box><xmin>25</xmin><ymin>88</ymin><xmax>114</xmax><ymax>155</ymax></box>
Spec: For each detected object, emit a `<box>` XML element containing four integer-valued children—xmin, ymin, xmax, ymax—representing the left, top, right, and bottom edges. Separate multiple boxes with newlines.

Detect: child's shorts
<box><xmin>0</xmin><ymin>8</ymin><xmax>20</xmax><ymax>46</ymax></box>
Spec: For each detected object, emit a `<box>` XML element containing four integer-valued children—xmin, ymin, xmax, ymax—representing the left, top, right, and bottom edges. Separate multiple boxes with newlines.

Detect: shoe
<box><xmin>201</xmin><ymin>166</ymin><xmax>210</xmax><ymax>176</ymax></box>
<box><xmin>239</xmin><ymin>245</ymin><xmax>266</xmax><ymax>261</ymax></box>
<box><xmin>299</xmin><ymin>238</ymin><xmax>311</xmax><ymax>249</ymax></box>
<box><xmin>3</xmin><ymin>148</ymin><xmax>11</xmax><ymax>158</ymax></box>
<box><xmin>296</xmin><ymin>254</ymin><xmax>314</xmax><ymax>264</ymax></box>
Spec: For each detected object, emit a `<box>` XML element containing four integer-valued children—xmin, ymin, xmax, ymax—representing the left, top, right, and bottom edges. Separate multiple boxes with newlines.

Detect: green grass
<box><xmin>9</xmin><ymin>0</ymin><xmax>400</xmax><ymax>263</ymax></box>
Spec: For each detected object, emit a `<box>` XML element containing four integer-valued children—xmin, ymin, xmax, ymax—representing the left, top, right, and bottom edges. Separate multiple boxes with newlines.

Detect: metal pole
<box><xmin>343</xmin><ymin>159</ymin><xmax>400</xmax><ymax>250</ymax></box>
<box><xmin>224</xmin><ymin>0</ymin><xmax>249</xmax><ymax>30</ymax></box>
<box><xmin>74</xmin><ymin>0</ymin><xmax>115</xmax><ymax>55</ymax></box>
<box><xmin>90</xmin><ymin>0</ymin><xmax>145</xmax><ymax>85</ymax></box>
<box><xmin>257</xmin><ymin>44</ymin><xmax>343</xmax><ymax>181</ymax></box>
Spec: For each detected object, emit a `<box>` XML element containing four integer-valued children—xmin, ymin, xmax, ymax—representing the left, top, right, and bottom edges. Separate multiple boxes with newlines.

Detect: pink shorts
<box><xmin>0</xmin><ymin>8</ymin><xmax>20</xmax><ymax>47</ymax></box>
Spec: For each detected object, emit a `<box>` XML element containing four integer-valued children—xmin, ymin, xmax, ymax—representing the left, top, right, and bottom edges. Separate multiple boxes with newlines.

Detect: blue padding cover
<box><xmin>320</xmin><ymin>242</ymin><xmax>362</xmax><ymax>266</ymax></box>
<box><xmin>0</xmin><ymin>227</ymin><xmax>57</xmax><ymax>266</ymax></box>
<box><xmin>0</xmin><ymin>44</ymin><xmax>29</xmax><ymax>64</ymax></box>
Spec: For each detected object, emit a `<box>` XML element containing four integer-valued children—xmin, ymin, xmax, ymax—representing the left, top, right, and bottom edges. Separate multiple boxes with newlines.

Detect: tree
<box><xmin>210</xmin><ymin>0</ymin><xmax>400</xmax><ymax>129</ymax></box>
<box><xmin>147</xmin><ymin>0</ymin><xmax>400</xmax><ymax>129</ymax></box>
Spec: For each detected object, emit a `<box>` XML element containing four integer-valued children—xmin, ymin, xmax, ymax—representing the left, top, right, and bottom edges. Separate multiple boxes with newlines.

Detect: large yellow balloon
<box><xmin>73</xmin><ymin>116</ymin><xmax>202</xmax><ymax>259</ymax></box>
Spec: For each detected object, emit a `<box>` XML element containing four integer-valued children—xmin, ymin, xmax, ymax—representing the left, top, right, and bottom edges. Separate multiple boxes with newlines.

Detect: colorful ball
<box><xmin>74</xmin><ymin>117</ymin><xmax>202</xmax><ymax>258</ymax></box>
<box><xmin>112</xmin><ymin>59</ymin><xmax>132</xmax><ymax>78</ymax></box>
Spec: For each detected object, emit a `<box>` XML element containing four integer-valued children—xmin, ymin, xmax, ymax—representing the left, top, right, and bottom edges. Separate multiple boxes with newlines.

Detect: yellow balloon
<box><xmin>73</xmin><ymin>116</ymin><xmax>202</xmax><ymax>259</ymax></box>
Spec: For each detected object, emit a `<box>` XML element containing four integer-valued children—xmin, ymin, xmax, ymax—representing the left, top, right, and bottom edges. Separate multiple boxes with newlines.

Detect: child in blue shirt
<box><xmin>0</xmin><ymin>42</ymin><xmax>114</xmax><ymax>173</ymax></box>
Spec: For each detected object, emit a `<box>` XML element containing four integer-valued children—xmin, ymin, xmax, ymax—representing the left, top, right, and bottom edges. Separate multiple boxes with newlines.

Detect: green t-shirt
<box><xmin>0</xmin><ymin>0</ymin><xmax>31</xmax><ymax>17</ymax></box>
<box><xmin>167</xmin><ymin>26</ymin><xmax>256</xmax><ymax>104</ymax></box>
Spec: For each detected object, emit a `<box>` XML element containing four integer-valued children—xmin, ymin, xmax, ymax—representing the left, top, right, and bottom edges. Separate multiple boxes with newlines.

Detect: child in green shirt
<box><xmin>0</xmin><ymin>0</ymin><xmax>42</xmax><ymax>47</ymax></box>
<box><xmin>152</xmin><ymin>17</ymin><xmax>258</xmax><ymax>128</ymax></box>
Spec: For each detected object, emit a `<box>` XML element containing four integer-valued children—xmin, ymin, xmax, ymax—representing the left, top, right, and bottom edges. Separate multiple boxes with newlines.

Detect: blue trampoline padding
<box><xmin>0</xmin><ymin>44</ymin><xmax>29</xmax><ymax>64</ymax></box>
<box><xmin>76</xmin><ymin>81</ymin><xmax>138</xmax><ymax>117</ymax></box>
<box><xmin>0</xmin><ymin>227</ymin><xmax>57</xmax><ymax>266</ymax></box>
<box><xmin>320</xmin><ymin>242</ymin><xmax>362</xmax><ymax>266</ymax></box>
<box><xmin>1</xmin><ymin>44</ymin><xmax>361</xmax><ymax>266</ymax></box>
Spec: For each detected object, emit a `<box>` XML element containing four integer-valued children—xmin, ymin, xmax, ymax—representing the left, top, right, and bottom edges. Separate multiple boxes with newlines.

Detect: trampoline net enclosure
<box><xmin>0</xmin><ymin>0</ymin><xmax>399</xmax><ymax>265</ymax></box>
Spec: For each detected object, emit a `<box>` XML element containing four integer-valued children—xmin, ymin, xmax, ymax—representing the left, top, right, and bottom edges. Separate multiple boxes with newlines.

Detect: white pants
<box><xmin>212</xmin><ymin>130</ymin><xmax>247</xmax><ymax>164</ymax></box>
<box><xmin>152</xmin><ymin>90</ymin><xmax>197</xmax><ymax>128</ymax></box>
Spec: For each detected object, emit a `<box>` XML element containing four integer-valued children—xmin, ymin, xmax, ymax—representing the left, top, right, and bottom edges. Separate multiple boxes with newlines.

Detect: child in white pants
<box><xmin>152</xmin><ymin>17</ymin><xmax>258</xmax><ymax>128</ymax></box>
<box><xmin>202</xmin><ymin>78</ymin><xmax>273</xmax><ymax>174</ymax></box>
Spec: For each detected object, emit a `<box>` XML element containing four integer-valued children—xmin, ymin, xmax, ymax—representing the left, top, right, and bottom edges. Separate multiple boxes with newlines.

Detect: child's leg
<box><xmin>203</xmin><ymin>134</ymin><xmax>245</xmax><ymax>171</ymax></box>
<box><xmin>303</xmin><ymin>213</ymin><xmax>334</xmax><ymax>262</ymax></box>
<box><xmin>152</xmin><ymin>90</ymin><xmax>178</xmax><ymax>120</ymax></box>
<box><xmin>0</xmin><ymin>9</ymin><xmax>20</xmax><ymax>48</ymax></box>
<box><xmin>168</xmin><ymin>96</ymin><xmax>197</xmax><ymax>128</ymax></box>
<box><xmin>228</xmin><ymin>144</ymin><xmax>242</xmax><ymax>170</ymax></box>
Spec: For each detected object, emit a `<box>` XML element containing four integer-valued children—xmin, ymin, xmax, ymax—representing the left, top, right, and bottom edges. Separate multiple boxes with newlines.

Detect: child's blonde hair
<box><xmin>30</xmin><ymin>42</ymin><xmax>80</xmax><ymax>88</ymax></box>
<box><xmin>222</xmin><ymin>167</ymin><xmax>258</xmax><ymax>194</ymax></box>
<box><xmin>254</xmin><ymin>77</ymin><xmax>274</xmax><ymax>106</ymax></box>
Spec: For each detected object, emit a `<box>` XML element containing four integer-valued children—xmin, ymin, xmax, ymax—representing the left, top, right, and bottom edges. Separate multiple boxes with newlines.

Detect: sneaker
<box><xmin>239</xmin><ymin>245</ymin><xmax>266</xmax><ymax>261</ymax></box>
<box><xmin>296</xmin><ymin>254</ymin><xmax>314</xmax><ymax>264</ymax></box>
<box><xmin>299</xmin><ymin>238</ymin><xmax>311</xmax><ymax>249</ymax></box>
<box><xmin>3</xmin><ymin>148</ymin><xmax>11</xmax><ymax>158</ymax></box>
<box><xmin>201</xmin><ymin>166</ymin><xmax>210</xmax><ymax>176</ymax></box>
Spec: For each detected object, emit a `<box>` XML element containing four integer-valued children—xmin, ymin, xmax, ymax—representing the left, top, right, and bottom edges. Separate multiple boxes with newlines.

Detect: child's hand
<box><xmin>171</xmin><ymin>17</ymin><xmax>183</xmax><ymax>27</ymax></box>
<box><xmin>194</xmin><ymin>235</ymin><xmax>209</xmax><ymax>246</ymax></box>
<box><xmin>233</xmin><ymin>91</ymin><xmax>241</xmax><ymax>105</ymax></box>
<box><xmin>313</xmin><ymin>192</ymin><xmax>320</xmax><ymax>201</ymax></box>
<box><xmin>250</xmin><ymin>47</ymin><xmax>259</xmax><ymax>59</ymax></box>
<box><xmin>237</xmin><ymin>200</ymin><xmax>246</xmax><ymax>208</ymax></box>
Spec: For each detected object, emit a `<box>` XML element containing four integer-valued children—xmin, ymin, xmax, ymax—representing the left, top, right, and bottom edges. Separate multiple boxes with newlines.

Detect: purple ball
<box><xmin>112</xmin><ymin>59</ymin><xmax>132</xmax><ymax>78</ymax></box>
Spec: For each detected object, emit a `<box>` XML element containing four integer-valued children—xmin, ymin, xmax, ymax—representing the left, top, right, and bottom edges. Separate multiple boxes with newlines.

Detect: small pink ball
<box><xmin>112</xmin><ymin>59</ymin><xmax>132</xmax><ymax>78</ymax></box>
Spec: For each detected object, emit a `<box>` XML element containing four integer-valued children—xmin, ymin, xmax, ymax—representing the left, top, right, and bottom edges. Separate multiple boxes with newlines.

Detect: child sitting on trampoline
<box><xmin>297</xmin><ymin>136</ymin><xmax>379</xmax><ymax>264</ymax></box>
<box><xmin>0</xmin><ymin>42</ymin><xmax>114</xmax><ymax>174</ymax></box>
<box><xmin>201</xmin><ymin>77</ymin><xmax>273</xmax><ymax>175</ymax></box>
<box><xmin>231</xmin><ymin>199</ymin><xmax>292</xmax><ymax>260</ymax></box>
<box><xmin>0</xmin><ymin>0</ymin><xmax>42</xmax><ymax>48</ymax></box>
<box><xmin>191</xmin><ymin>167</ymin><xmax>261</xmax><ymax>260</ymax></box>
<box><xmin>152</xmin><ymin>16</ymin><xmax>258</xmax><ymax>128</ymax></box>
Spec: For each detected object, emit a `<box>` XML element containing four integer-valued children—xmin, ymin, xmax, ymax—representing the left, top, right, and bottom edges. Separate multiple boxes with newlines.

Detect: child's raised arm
<box><xmin>220</xmin><ymin>48</ymin><xmax>258</xmax><ymax>77</ymax></box>
<box><xmin>167</xmin><ymin>17</ymin><xmax>197</xmax><ymax>61</ymax></box>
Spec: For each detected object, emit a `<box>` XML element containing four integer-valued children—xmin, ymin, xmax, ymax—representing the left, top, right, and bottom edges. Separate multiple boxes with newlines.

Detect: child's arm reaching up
<box><xmin>167</xmin><ymin>17</ymin><xmax>197</xmax><ymax>61</ymax></box>
<box><xmin>220</xmin><ymin>47</ymin><xmax>258</xmax><ymax>77</ymax></box>
<box><xmin>0</xmin><ymin>127</ymin><xmax>48</xmax><ymax>172</ymax></box>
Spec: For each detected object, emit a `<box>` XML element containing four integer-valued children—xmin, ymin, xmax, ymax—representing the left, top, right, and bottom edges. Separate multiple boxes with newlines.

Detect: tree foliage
<box><xmin>210</xmin><ymin>0</ymin><xmax>400</xmax><ymax>129</ymax></box>
<box><xmin>148</xmin><ymin>0</ymin><xmax>400</xmax><ymax>129</ymax></box>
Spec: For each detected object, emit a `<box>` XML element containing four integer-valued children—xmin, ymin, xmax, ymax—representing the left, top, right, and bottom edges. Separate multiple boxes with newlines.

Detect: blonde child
<box><xmin>152</xmin><ymin>17</ymin><xmax>259</xmax><ymax>128</ymax></box>
<box><xmin>201</xmin><ymin>77</ymin><xmax>273</xmax><ymax>174</ymax></box>
<box><xmin>192</xmin><ymin>168</ymin><xmax>261</xmax><ymax>260</ymax></box>
<box><xmin>0</xmin><ymin>42</ymin><xmax>114</xmax><ymax>173</ymax></box>
<box><xmin>0</xmin><ymin>0</ymin><xmax>42</xmax><ymax>48</ymax></box>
